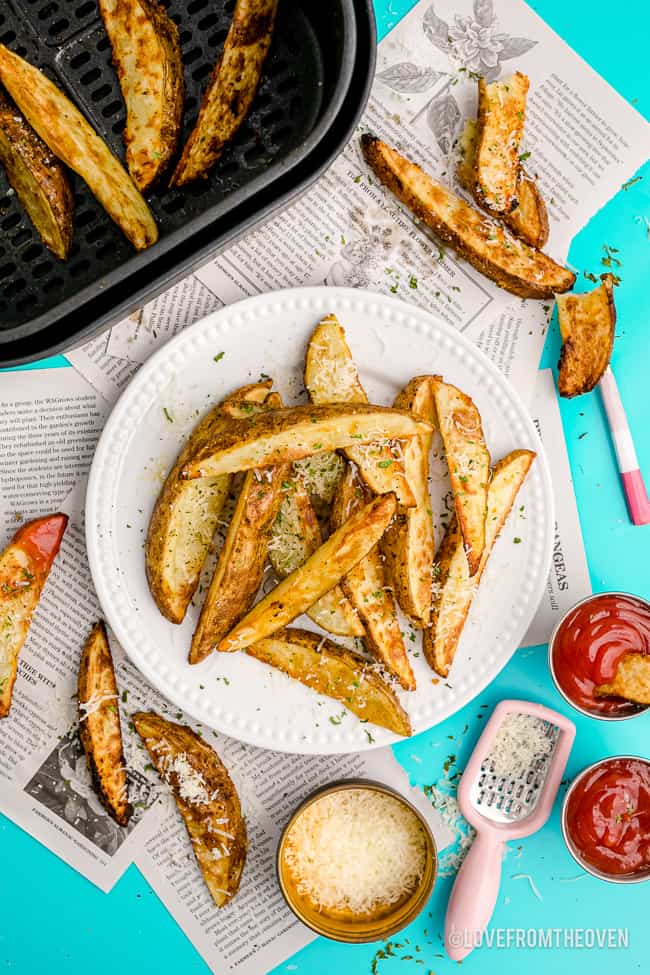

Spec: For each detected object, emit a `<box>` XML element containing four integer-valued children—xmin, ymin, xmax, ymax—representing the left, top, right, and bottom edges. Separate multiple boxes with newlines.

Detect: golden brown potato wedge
<box><xmin>431</xmin><ymin>377</ymin><xmax>490</xmax><ymax>577</ymax></box>
<box><xmin>595</xmin><ymin>653</ymin><xmax>650</xmax><ymax>705</ymax></box>
<box><xmin>475</xmin><ymin>73</ymin><xmax>529</xmax><ymax>214</ymax></box>
<box><xmin>0</xmin><ymin>89</ymin><xmax>73</xmax><ymax>260</ymax></box>
<box><xmin>219</xmin><ymin>492</ymin><xmax>397</xmax><ymax>652</ymax></box>
<box><xmin>0</xmin><ymin>45</ymin><xmax>158</xmax><ymax>250</ymax></box>
<box><xmin>181</xmin><ymin>402</ymin><xmax>432</xmax><ymax>480</ymax></box>
<box><xmin>269</xmin><ymin>477</ymin><xmax>364</xmax><ymax>637</ymax></box>
<box><xmin>557</xmin><ymin>274</ymin><xmax>616</xmax><ymax>398</ymax></box>
<box><xmin>292</xmin><ymin>452</ymin><xmax>346</xmax><ymax>517</ymax></box>
<box><xmin>382</xmin><ymin>376</ymin><xmax>436</xmax><ymax>626</ymax></box>
<box><xmin>171</xmin><ymin>0</ymin><xmax>278</xmax><ymax>186</ymax></box>
<box><xmin>146</xmin><ymin>381</ymin><xmax>271</xmax><ymax>624</ymax></box>
<box><xmin>0</xmin><ymin>513</ymin><xmax>68</xmax><ymax>717</ymax></box>
<box><xmin>99</xmin><ymin>0</ymin><xmax>184</xmax><ymax>191</ymax></box>
<box><xmin>78</xmin><ymin>621</ymin><xmax>131</xmax><ymax>826</ymax></box>
<box><xmin>423</xmin><ymin>450</ymin><xmax>535</xmax><ymax>678</ymax></box>
<box><xmin>133</xmin><ymin>712</ymin><xmax>246</xmax><ymax>907</ymax></box>
<box><xmin>361</xmin><ymin>135</ymin><xmax>574</xmax><ymax>299</ymax></box>
<box><xmin>458</xmin><ymin>118</ymin><xmax>548</xmax><ymax>248</ymax></box>
<box><xmin>331</xmin><ymin>466</ymin><xmax>414</xmax><ymax>690</ymax></box>
<box><xmin>304</xmin><ymin>316</ymin><xmax>416</xmax><ymax>507</ymax></box>
<box><xmin>247</xmin><ymin>628</ymin><xmax>411</xmax><ymax>736</ymax></box>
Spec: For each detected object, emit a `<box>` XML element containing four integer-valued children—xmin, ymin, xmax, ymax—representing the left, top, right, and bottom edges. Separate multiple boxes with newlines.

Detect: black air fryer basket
<box><xmin>0</xmin><ymin>0</ymin><xmax>376</xmax><ymax>365</ymax></box>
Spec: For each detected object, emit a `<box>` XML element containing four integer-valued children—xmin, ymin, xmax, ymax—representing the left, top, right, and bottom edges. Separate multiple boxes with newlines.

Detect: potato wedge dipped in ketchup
<box><xmin>0</xmin><ymin>513</ymin><xmax>68</xmax><ymax>716</ymax></box>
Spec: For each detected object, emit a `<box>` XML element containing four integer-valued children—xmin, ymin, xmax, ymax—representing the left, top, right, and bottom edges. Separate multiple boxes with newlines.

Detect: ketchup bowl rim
<box><xmin>547</xmin><ymin>591</ymin><xmax>650</xmax><ymax>722</ymax></box>
<box><xmin>560</xmin><ymin>754</ymin><xmax>650</xmax><ymax>884</ymax></box>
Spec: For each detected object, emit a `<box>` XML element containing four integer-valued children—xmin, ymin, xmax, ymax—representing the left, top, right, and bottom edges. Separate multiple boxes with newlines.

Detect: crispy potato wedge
<box><xmin>458</xmin><ymin>118</ymin><xmax>548</xmax><ymax>248</ymax></box>
<box><xmin>383</xmin><ymin>377</ymin><xmax>436</xmax><ymax>626</ymax></box>
<box><xmin>247</xmin><ymin>628</ymin><xmax>411</xmax><ymax>736</ymax></box>
<box><xmin>181</xmin><ymin>402</ymin><xmax>432</xmax><ymax>480</ymax></box>
<box><xmin>78</xmin><ymin>621</ymin><xmax>131</xmax><ymax>826</ymax></box>
<box><xmin>0</xmin><ymin>45</ymin><xmax>158</xmax><ymax>250</ymax></box>
<box><xmin>146</xmin><ymin>381</ymin><xmax>271</xmax><ymax>624</ymax></box>
<box><xmin>331</xmin><ymin>466</ymin><xmax>414</xmax><ymax>690</ymax></box>
<box><xmin>475</xmin><ymin>73</ymin><xmax>529</xmax><ymax>214</ymax></box>
<box><xmin>133</xmin><ymin>712</ymin><xmax>247</xmax><ymax>907</ymax></box>
<box><xmin>99</xmin><ymin>0</ymin><xmax>184</xmax><ymax>191</ymax></box>
<box><xmin>361</xmin><ymin>135</ymin><xmax>574</xmax><ymax>299</ymax></box>
<box><xmin>431</xmin><ymin>377</ymin><xmax>490</xmax><ymax>576</ymax></box>
<box><xmin>423</xmin><ymin>450</ymin><xmax>535</xmax><ymax>677</ymax></box>
<box><xmin>269</xmin><ymin>478</ymin><xmax>364</xmax><ymax>637</ymax></box>
<box><xmin>595</xmin><ymin>653</ymin><xmax>650</xmax><ymax>705</ymax></box>
<box><xmin>171</xmin><ymin>0</ymin><xmax>278</xmax><ymax>186</ymax></box>
<box><xmin>0</xmin><ymin>89</ymin><xmax>73</xmax><ymax>259</ymax></box>
<box><xmin>557</xmin><ymin>275</ymin><xmax>616</xmax><ymax>398</ymax></box>
<box><xmin>304</xmin><ymin>316</ymin><xmax>416</xmax><ymax>507</ymax></box>
<box><xmin>292</xmin><ymin>451</ymin><xmax>347</xmax><ymax>517</ymax></box>
<box><xmin>0</xmin><ymin>513</ymin><xmax>68</xmax><ymax>717</ymax></box>
<box><xmin>218</xmin><ymin>492</ymin><xmax>397</xmax><ymax>652</ymax></box>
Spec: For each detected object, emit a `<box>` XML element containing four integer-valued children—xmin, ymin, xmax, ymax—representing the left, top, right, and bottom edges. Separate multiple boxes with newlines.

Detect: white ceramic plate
<box><xmin>86</xmin><ymin>287</ymin><xmax>553</xmax><ymax>754</ymax></box>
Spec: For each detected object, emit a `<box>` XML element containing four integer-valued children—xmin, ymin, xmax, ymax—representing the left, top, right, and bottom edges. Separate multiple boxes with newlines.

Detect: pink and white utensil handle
<box><xmin>600</xmin><ymin>367</ymin><xmax>650</xmax><ymax>525</ymax></box>
<box><xmin>445</xmin><ymin>832</ymin><xmax>505</xmax><ymax>961</ymax></box>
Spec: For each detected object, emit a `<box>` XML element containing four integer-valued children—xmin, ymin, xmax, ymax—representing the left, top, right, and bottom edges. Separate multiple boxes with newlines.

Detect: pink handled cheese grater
<box><xmin>444</xmin><ymin>699</ymin><xmax>575</xmax><ymax>961</ymax></box>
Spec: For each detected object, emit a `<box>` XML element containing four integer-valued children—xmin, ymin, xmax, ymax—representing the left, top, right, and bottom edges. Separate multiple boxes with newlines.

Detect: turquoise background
<box><xmin>2</xmin><ymin>1</ymin><xmax>649</xmax><ymax>971</ymax></box>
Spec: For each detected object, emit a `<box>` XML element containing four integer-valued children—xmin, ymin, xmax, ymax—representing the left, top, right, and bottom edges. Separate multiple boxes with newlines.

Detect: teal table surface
<box><xmin>2</xmin><ymin>1</ymin><xmax>649</xmax><ymax>972</ymax></box>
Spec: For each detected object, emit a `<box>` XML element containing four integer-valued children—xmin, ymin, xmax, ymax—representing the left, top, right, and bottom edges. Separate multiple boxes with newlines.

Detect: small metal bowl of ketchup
<box><xmin>561</xmin><ymin>756</ymin><xmax>650</xmax><ymax>883</ymax></box>
<box><xmin>548</xmin><ymin>592</ymin><xmax>650</xmax><ymax>720</ymax></box>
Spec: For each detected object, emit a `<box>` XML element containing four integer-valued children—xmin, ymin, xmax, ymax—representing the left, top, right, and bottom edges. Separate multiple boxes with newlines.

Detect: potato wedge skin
<box><xmin>0</xmin><ymin>44</ymin><xmax>158</xmax><ymax>250</ymax></box>
<box><xmin>0</xmin><ymin>90</ymin><xmax>73</xmax><ymax>260</ymax></box>
<box><xmin>431</xmin><ymin>377</ymin><xmax>491</xmax><ymax>576</ymax></box>
<box><xmin>304</xmin><ymin>316</ymin><xmax>416</xmax><ymax>507</ymax></box>
<box><xmin>557</xmin><ymin>275</ymin><xmax>616</xmax><ymax>398</ymax></box>
<box><xmin>99</xmin><ymin>0</ymin><xmax>184</xmax><ymax>191</ymax></box>
<box><xmin>133</xmin><ymin>712</ymin><xmax>247</xmax><ymax>908</ymax></box>
<box><xmin>475</xmin><ymin>73</ymin><xmax>529</xmax><ymax>214</ymax></box>
<box><xmin>383</xmin><ymin>376</ymin><xmax>436</xmax><ymax>626</ymax></box>
<box><xmin>78</xmin><ymin>621</ymin><xmax>131</xmax><ymax>826</ymax></box>
<box><xmin>146</xmin><ymin>382</ymin><xmax>271</xmax><ymax>624</ymax></box>
<box><xmin>0</xmin><ymin>513</ymin><xmax>68</xmax><ymax>717</ymax></box>
<box><xmin>595</xmin><ymin>652</ymin><xmax>650</xmax><ymax>705</ymax></box>
<box><xmin>423</xmin><ymin>450</ymin><xmax>535</xmax><ymax>677</ymax></box>
<box><xmin>218</xmin><ymin>492</ymin><xmax>397</xmax><ymax>652</ymax></box>
<box><xmin>362</xmin><ymin>134</ymin><xmax>574</xmax><ymax>299</ymax></box>
<box><xmin>247</xmin><ymin>628</ymin><xmax>411</xmax><ymax>736</ymax></box>
<box><xmin>181</xmin><ymin>402</ymin><xmax>432</xmax><ymax>480</ymax></box>
<box><xmin>171</xmin><ymin>0</ymin><xmax>278</xmax><ymax>186</ymax></box>
<box><xmin>331</xmin><ymin>466</ymin><xmax>415</xmax><ymax>690</ymax></box>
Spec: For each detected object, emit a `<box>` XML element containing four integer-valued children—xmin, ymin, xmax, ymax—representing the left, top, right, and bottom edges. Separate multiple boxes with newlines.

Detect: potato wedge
<box><xmin>383</xmin><ymin>376</ymin><xmax>436</xmax><ymax>626</ymax></box>
<box><xmin>0</xmin><ymin>513</ymin><xmax>68</xmax><ymax>717</ymax></box>
<box><xmin>146</xmin><ymin>381</ymin><xmax>271</xmax><ymax>624</ymax></box>
<box><xmin>475</xmin><ymin>73</ymin><xmax>529</xmax><ymax>214</ymax></box>
<box><xmin>218</xmin><ymin>492</ymin><xmax>397</xmax><ymax>652</ymax></box>
<box><xmin>557</xmin><ymin>274</ymin><xmax>616</xmax><ymax>398</ymax></box>
<box><xmin>133</xmin><ymin>712</ymin><xmax>247</xmax><ymax>907</ymax></box>
<box><xmin>595</xmin><ymin>653</ymin><xmax>650</xmax><ymax>706</ymax></box>
<box><xmin>247</xmin><ymin>628</ymin><xmax>411</xmax><ymax>736</ymax></box>
<box><xmin>99</xmin><ymin>0</ymin><xmax>184</xmax><ymax>191</ymax></box>
<box><xmin>361</xmin><ymin>135</ymin><xmax>574</xmax><ymax>299</ymax></box>
<box><xmin>331</xmin><ymin>466</ymin><xmax>414</xmax><ymax>690</ymax></box>
<box><xmin>431</xmin><ymin>377</ymin><xmax>490</xmax><ymax>576</ymax></box>
<box><xmin>458</xmin><ymin>118</ymin><xmax>548</xmax><ymax>248</ymax></box>
<box><xmin>0</xmin><ymin>90</ymin><xmax>73</xmax><ymax>260</ymax></box>
<box><xmin>78</xmin><ymin>621</ymin><xmax>131</xmax><ymax>826</ymax></box>
<box><xmin>292</xmin><ymin>451</ymin><xmax>347</xmax><ymax>517</ymax></box>
<box><xmin>269</xmin><ymin>478</ymin><xmax>364</xmax><ymax>637</ymax></box>
<box><xmin>423</xmin><ymin>450</ymin><xmax>535</xmax><ymax>677</ymax></box>
<box><xmin>304</xmin><ymin>316</ymin><xmax>416</xmax><ymax>507</ymax></box>
<box><xmin>181</xmin><ymin>403</ymin><xmax>432</xmax><ymax>480</ymax></box>
<box><xmin>0</xmin><ymin>45</ymin><xmax>157</xmax><ymax>250</ymax></box>
<box><xmin>171</xmin><ymin>0</ymin><xmax>278</xmax><ymax>186</ymax></box>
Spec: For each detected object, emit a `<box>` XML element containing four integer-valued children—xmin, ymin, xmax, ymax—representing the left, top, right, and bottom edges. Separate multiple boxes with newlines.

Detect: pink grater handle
<box><xmin>444</xmin><ymin>832</ymin><xmax>504</xmax><ymax>961</ymax></box>
<box><xmin>599</xmin><ymin>367</ymin><xmax>650</xmax><ymax>525</ymax></box>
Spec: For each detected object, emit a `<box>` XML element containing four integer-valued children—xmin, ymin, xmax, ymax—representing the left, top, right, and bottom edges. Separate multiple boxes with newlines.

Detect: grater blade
<box><xmin>468</xmin><ymin>717</ymin><xmax>560</xmax><ymax>823</ymax></box>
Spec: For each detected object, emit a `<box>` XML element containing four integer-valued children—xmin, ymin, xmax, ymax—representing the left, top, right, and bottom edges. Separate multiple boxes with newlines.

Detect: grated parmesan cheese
<box><xmin>283</xmin><ymin>789</ymin><xmax>427</xmax><ymax>916</ymax></box>
<box><xmin>489</xmin><ymin>713</ymin><xmax>554</xmax><ymax>780</ymax></box>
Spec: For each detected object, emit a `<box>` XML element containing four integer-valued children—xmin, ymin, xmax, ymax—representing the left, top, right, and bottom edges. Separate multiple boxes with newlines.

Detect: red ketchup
<box><xmin>551</xmin><ymin>594</ymin><xmax>650</xmax><ymax>716</ymax></box>
<box><xmin>566</xmin><ymin>758</ymin><xmax>650</xmax><ymax>877</ymax></box>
